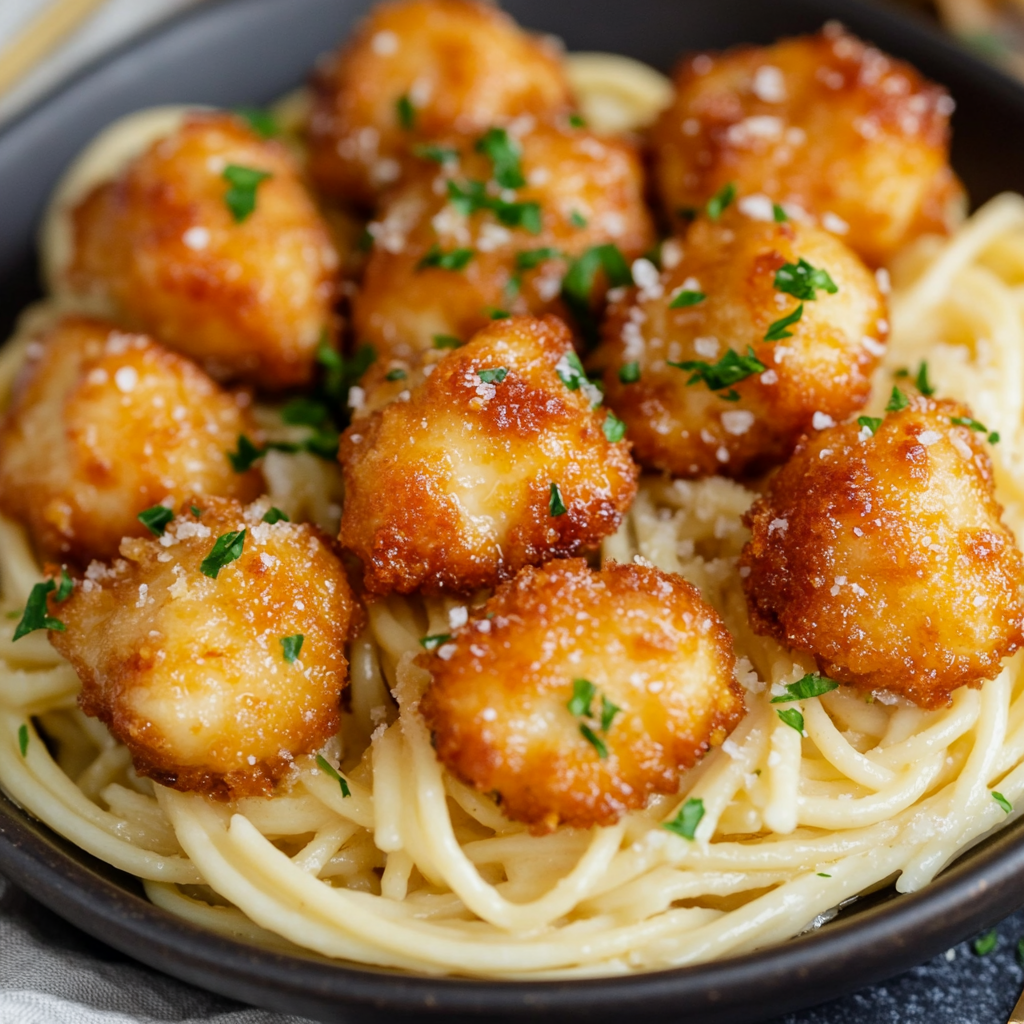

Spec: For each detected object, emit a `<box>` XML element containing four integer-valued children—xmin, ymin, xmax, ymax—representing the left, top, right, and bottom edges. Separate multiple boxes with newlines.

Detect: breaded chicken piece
<box><xmin>420</xmin><ymin>558</ymin><xmax>743</xmax><ymax>832</ymax></box>
<box><xmin>48</xmin><ymin>497</ymin><xmax>357</xmax><ymax>799</ymax></box>
<box><xmin>68</xmin><ymin>113</ymin><xmax>339</xmax><ymax>390</ymax></box>
<box><xmin>0</xmin><ymin>317</ymin><xmax>261</xmax><ymax>564</ymax></box>
<box><xmin>740</xmin><ymin>396</ymin><xmax>1024</xmax><ymax>707</ymax></box>
<box><xmin>589</xmin><ymin>217</ymin><xmax>887</xmax><ymax>479</ymax></box>
<box><xmin>352</xmin><ymin>119</ymin><xmax>653</xmax><ymax>361</ymax></box>
<box><xmin>651</xmin><ymin>26</ymin><xmax>963</xmax><ymax>267</ymax></box>
<box><xmin>306</xmin><ymin>0</ymin><xmax>571</xmax><ymax>206</ymax></box>
<box><xmin>339</xmin><ymin>315</ymin><xmax>638</xmax><ymax>596</ymax></box>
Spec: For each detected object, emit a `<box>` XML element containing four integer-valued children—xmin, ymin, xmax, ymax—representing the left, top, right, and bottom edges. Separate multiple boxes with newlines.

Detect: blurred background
<box><xmin>0</xmin><ymin>0</ymin><xmax>1023</xmax><ymax>129</ymax></box>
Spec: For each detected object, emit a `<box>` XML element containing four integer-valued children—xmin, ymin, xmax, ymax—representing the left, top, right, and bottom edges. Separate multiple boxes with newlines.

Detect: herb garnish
<box><xmin>478</xmin><ymin>367</ymin><xmax>508</xmax><ymax>384</ymax></box>
<box><xmin>603</xmin><ymin>411</ymin><xmax>626</xmax><ymax>443</ymax></box>
<box><xmin>568</xmin><ymin>678</ymin><xmax>597</xmax><ymax>717</ymax></box>
<box><xmin>200</xmin><ymin>530</ymin><xmax>246</xmax><ymax>579</ymax></box>
<box><xmin>774</xmin><ymin>259</ymin><xmax>838</xmax><ymax>301</ymax></box>
<box><xmin>886</xmin><ymin>387</ymin><xmax>909</xmax><ymax>413</ymax></box>
<box><xmin>412</xmin><ymin>143</ymin><xmax>458</xmax><ymax>164</ymax></box>
<box><xmin>896</xmin><ymin>360</ymin><xmax>935</xmax><ymax>397</ymax></box>
<box><xmin>420</xmin><ymin>633</ymin><xmax>452</xmax><ymax>651</ymax></box>
<box><xmin>770</xmin><ymin>674</ymin><xmax>839</xmax><ymax>703</ymax></box>
<box><xmin>222</xmin><ymin>165</ymin><xmax>272</xmax><ymax>223</ymax></box>
<box><xmin>234</xmin><ymin>107</ymin><xmax>279</xmax><ymax>138</ymax></box>
<box><xmin>228</xmin><ymin>434</ymin><xmax>265</xmax><ymax>472</ymax></box>
<box><xmin>579</xmin><ymin>724</ymin><xmax>608</xmax><ymax>758</ymax></box>
<box><xmin>281</xmin><ymin>398</ymin><xmax>329</xmax><ymax>426</ymax></box>
<box><xmin>316</xmin><ymin>341</ymin><xmax>376</xmax><ymax>407</ymax></box>
<box><xmin>556</xmin><ymin>351</ymin><xmax>589</xmax><ymax>391</ymax></box>
<box><xmin>951</xmin><ymin>416</ymin><xmax>1000</xmax><ymax>444</ymax></box>
<box><xmin>475</xmin><ymin>127</ymin><xmax>525</xmax><ymax>188</ymax></box>
<box><xmin>433</xmin><ymin>334</ymin><xmax>462</xmax><ymax>349</ymax></box>
<box><xmin>569</xmin><ymin>209</ymin><xmax>588</xmax><ymax>228</ymax></box>
<box><xmin>600</xmin><ymin>695</ymin><xmax>621</xmax><ymax>732</ymax></box>
<box><xmin>395</xmin><ymin>93</ymin><xmax>416</xmax><ymax>130</ymax></box>
<box><xmin>18</xmin><ymin>724</ymin><xmax>28</xmax><ymax>757</ymax></box>
<box><xmin>773</xmin><ymin>203</ymin><xmax>789</xmax><ymax>223</ymax></box>
<box><xmin>663</xmin><ymin>798</ymin><xmax>705</xmax><ymax>840</ymax></box>
<box><xmin>817</xmin><ymin>872</ymin><xmax>832</xmax><ymax>878</ymax></box>
<box><xmin>190</xmin><ymin>505</ymin><xmax>203</xmax><ymax>518</ymax></box>
<box><xmin>515</xmin><ymin>247</ymin><xmax>562</xmax><ymax>270</ymax></box>
<box><xmin>137</xmin><ymin>504</ymin><xmax>174</xmax><ymax>537</ymax></box>
<box><xmin>446</xmin><ymin>180</ymin><xmax>542</xmax><ymax>233</ymax></box>
<box><xmin>669</xmin><ymin>289</ymin><xmax>706</xmax><ymax>309</ymax></box>
<box><xmin>858</xmin><ymin>416</ymin><xmax>883</xmax><ymax>435</ymax></box>
<box><xmin>567</xmin><ymin>680</ymin><xmax>618</xmax><ymax>759</ymax></box>
<box><xmin>619</xmin><ymin>362</ymin><xmax>640</xmax><ymax>384</ymax></box>
<box><xmin>706</xmin><ymin>182</ymin><xmax>736</xmax><ymax>221</ymax></box>
<box><xmin>385</xmin><ymin>368</ymin><xmax>407</xmax><ymax>381</ymax></box>
<box><xmin>417</xmin><ymin>244</ymin><xmax>474</xmax><ymax>271</ymax></box>
<box><xmin>561</xmin><ymin>244</ymin><xmax>632</xmax><ymax>341</ymax></box>
<box><xmin>671</xmin><ymin>346</ymin><xmax>766</xmax><ymax>396</ymax></box>
<box><xmin>776</xmin><ymin>708</ymin><xmax>805</xmax><ymax>733</ymax></box>
<box><xmin>549</xmin><ymin>483</ymin><xmax>567</xmax><ymax>516</ymax></box>
<box><xmin>262</xmin><ymin>507</ymin><xmax>289</xmax><ymax>524</ymax></box>
<box><xmin>13</xmin><ymin>572</ymin><xmax>73</xmax><ymax>640</ymax></box>
<box><xmin>488</xmin><ymin>308</ymin><xmax>511</xmax><ymax>320</ymax></box>
<box><xmin>993</xmin><ymin>791</ymin><xmax>1013</xmax><ymax>814</ymax></box>
<box><xmin>973</xmin><ymin>930</ymin><xmax>998</xmax><ymax>956</ymax></box>
<box><xmin>569</xmin><ymin>113</ymin><xmax>587</xmax><ymax>128</ymax></box>
<box><xmin>280</xmin><ymin>634</ymin><xmax>304</xmax><ymax>664</ymax></box>
<box><xmin>764</xmin><ymin>304</ymin><xmax>804</xmax><ymax>341</ymax></box>
<box><xmin>315</xmin><ymin>753</ymin><xmax>351</xmax><ymax>797</ymax></box>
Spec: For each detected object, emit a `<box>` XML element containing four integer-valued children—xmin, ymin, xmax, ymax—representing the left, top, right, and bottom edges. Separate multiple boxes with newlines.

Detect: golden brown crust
<box><xmin>589</xmin><ymin>217</ymin><xmax>887</xmax><ymax>479</ymax></box>
<box><xmin>0</xmin><ymin>316</ymin><xmax>262</xmax><ymax>564</ymax></box>
<box><xmin>306</xmin><ymin>0</ymin><xmax>572</xmax><ymax>205</ymax></box>
<box><xmin>420</xmin><ymin>558</ymin><xmax>743</xmax><ymax>832</ymax></box>
<box><xmin>338</xmin><ymin>315</ymin><xmax>639</xmax><ymax>596</ymax></box>
<box><xmin>352</xmin><ymin>119</ymin><xmax>654</xmax><ymax>363</ymax></box>
<box><xmin>68</xmin><ymin>113</ymin><xmax>339</xmax><ymax>390</ymax></box>
<box><xmin>651</xmin><ymin>28</ymin><xmax>964</xmax><ymax>267</ymax></box>
<box><xmin>740</xmin><ymin>397</ymin><xmax>1024</xmax><ymax>707</ymax></box>
<box><xmin>48</xmin><ymin>497</ymin><xmax>357</xmax><ymax>799</ymax></box>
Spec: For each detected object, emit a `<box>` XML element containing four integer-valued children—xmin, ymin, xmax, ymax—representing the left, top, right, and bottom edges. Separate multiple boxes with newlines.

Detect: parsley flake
<box><xmin>262</xmin><ymin>507</ymin><xmax>289</xmax><ymax>524</ymax></box>
<box><xmin>706</xmin><ymin>182</ymin><xmax>736</xmax><ymax>220</ymax></box>
<box><xmin>315</xmin><ymin>753</ymin><xmax>351</xmax><ymax>797</ymax></box>
<box><xmin>773</xmin><ymin>203</ymin><xmax>789</xmax><ymax>223</ymax></box>
<box><xmin>764</xmin><ymin>303</ymin><xmax>804</xmax><ymax>341</ymax></box>
<box><xmin>579</xmin><ymin>723</ymin><xmax>608</xmax><ymax>758</ymax></box>
<box><xmin>138</xmin><ymin>504</ymin><xmax>175</xmax><ymax>537</ymax></box>
<box><xmin>55</xmin><ymin>568</ymin><xmax>73</xmax><ymax>603</ymax></box>
<box><xmin>672</xmin><ymin>346</ymin><xmax>765</xmax><ymax>394</ymax></box>
<box><xmin>562</xmin><ymin>244</ymin><xmax>632</xmax><ymax>340</ymax></box>
<box><xmin>234</xmin><ymin>106</ymin><xmax>278</xmax><ymax>138</ymax></box>
<box><xmin>603</xmin><ymin>411</ymin><xmax>626</xmax><ymax>443</ymax></box>
<box><xmin>600</xmin><ymin>695</ymin><xmax>620</xmax><ymax>732</ymax></box>
<box><xmin>280</xmin><ymin>634</ymin><xmax>304</xmax><ymax>664</ymax></box>
<box><xmin>433</xmin><ymin>334</ymin><xmax>462</xmax><ymax>349</ymax></box>
<box><xmin>222</xmin><ymin>164</ymin><xmax>272</xmax><ymax>223</ymax></box>
<box><xmin>478</xmin><ymin>367</ymin><xmax>508</xmax><ymax>384</ymax></box>
<box><xmin>774</xmin><ymin>258</ymin><xmax>838</xmax><ymax>301</ymax></box>
<box><xmin>228</xmin><ymin>434</ymin><xmax>265</xmax><ymax>472</ymax></box>
<box><xmin>488</xmin><ymin>308</ymin><xmax>511</xmax><ymax>320</ymax></box>
<box><xmin>412</xmin><ymin>143</ymin><xmax>458</xmax><ymax>164</ymax></box>
<box><xmin>420</xmin><ymin>633</ymin><xmax>452</xmax><ymax>651</ymax></box>
<box><xmin>770</xmin><ymin>674</ymin><xmax>840</xmax><ymax>703</ymax></box>
<box><xmin>858</xmin><ymin>416</ymin><xmax>883</xmax><ymax>435</ymax></box>
<box><xmin>475</xmin><ymin>127</ymin><xmax>525</xmax><ymax>189</ymax></box>
<box><xmin>556</xmin><ymin>350</ymin><xmax>588</xmax><ymax>391</ymax></box>
<box><xmin>973</xmin><ymin>930</ymin><xmax>998</xmax><ymax>956</ymax></box>
<box><xmin>200</xmin><ymin>529</ymin><xmax>246</xmax><ymax>579</ymax></box>
<box><xmin>13</xmin><ymin>578</ymin><xmax>67</xmax><ymax>640</ymax></box>
<box><xmin>417</xmin><ymin>244</ymin><xmax>474</xmax><ymax>271</ymax></box>
<box><xmin>281</xmin><ymin>397</ymin><xmax>328</xmax><ymax>426</ymax></box>
<box><xmin>549</xmin><ymin>483</ymin><xmax>567</xmax><ymax>516</ymax></box>
<box><xmin>886</xmin><ymin>387</ymin><xmax>909</xmax><ymax>413</ymax></box>
<box><xmin>515</xmin><ymin>247</ymin><xmax>562</xmax><ymax>270</ymax></box>
<box><xmin>446</xmin><ymin>180</ymin><xmax>542</xmax><ymax>233</ymax></box>
<box><xmin>914</xmin><ymin>361</ymin><xmax>935</xmax><ymax>397</ymax></box>
<box><xmin>993</xmin><ymin>791</ymin><xmax>1013</xmax><ymax>814</ymax></box>
<box><xmin>568</xmin><ymin>113</ymin><xmax>587</xmax><ymax>128</ymax></box>
<box><xmin>18</xmin><ymin>723</ymin><xmax>28</xmax><ymax>757</ymax></box>
<box><xmin>663</xmin><ymin>798</ymin><xmax>705</xmax><ymax>840</ymax></box>
<box><xmin>395</xmin><ymin>93</ymin><xmax>416</xmax><ymax>130</ymax></box>
<box><xmin>777</xmin><ymin>708</ymin><xmax>805</xmax><ymax>733</ymax></box>
<box><xmin>568</xmin><ymin>678</ymin><xmax>596</xmax><ymax>717</ymax></box>
<box><xmin>619</xmin><ymin>362</ymin><xmax>640</xmax><ymax>384</ymax></box>
<box><xmin>385</xmin><ymin>368</ymin><xmax>407</xmax><ymax>381</ymax></box>
<box><xmin>951</xmin><ymin>416</ymin><xmax>999</xmax><ymax>443</ymax></box>
<box><xmin>569</xmin><ymin>209</ymin><xmax>588</xmax><ymax>228</ymax></box>
<box><xmin>669</xmin><ymin>289</ymin><xmax>706</xmax><ymax>309</ymax></box>
<box><xmin>190</xmin><ymin>505</ymin><xmax>203</xmax><ymax>518</ymax></box>
<box><xmin>817</xmin><ymin>872</ymin><xmax>832</xmax><ymax>878</ymax></box>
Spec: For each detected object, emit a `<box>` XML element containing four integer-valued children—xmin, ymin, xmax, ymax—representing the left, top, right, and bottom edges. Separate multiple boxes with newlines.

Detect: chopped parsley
<box><xmin>993</xmin><ymin>791</ymin><xmax>1013</xmax><ymax>814</ymax></box>
<box><xmin>556</xmin><ymin>351</ymin><xmax>588</xmax><ymax>391</ymax></box>
<box><xmin>973</xmin><ymin>930</ymin><xmax>998</xmax><ymax>956</ymax></box>
<box><xmin>669</xmin><ymin>289</ymin><xmax>706</xmax><ymax>309</ymax></box>
<box><xmin>549</xmin><ymin>482</ymin><xmax>567</xmax><ymax>516</ymax></box>
<box><xmin>886</xmin><ymin>387</ymin><xmax>909</xmax><ymax>413</ymax></box>
<box><xmin>412</xmin><ymin>142</ymin><xmax>458</xmax><ymax>164</ymax></box>
<box><xmin>280</xmin><ymin>634</ymin><xmax>304</xmax><ymax>664</ymax></box>
<box><xmin>446</xmin><ymin>179</ymin><xmax>542</xmax><ymax>233</ymax></box>
<box><xmin>222</xmin><ymin>164</ymin><xmax>272</xmax><ymax>223</ymax></box>
<box><xmin>777</xmin><ymin>708</ymin><xmax>805</xmax><ymax>733</ymax></box>
<box><xmin>229</xmin><ymin>425</ymin><xmax>340</xmax><ymax>468</ymax></box>
<box><xmin>567</xmin><ymin>680</ymin><xmax>617</xmax><ymax>759</ymax></box>
<box><xmin>433</xmin><ymin>334</ymin><xmax>462</xmax><ymax>349</ymax></box>
<box><xmin>515</xmin><ymin>247</ymin><xmax>562</xmax><ymax>270</ymax></box>
<box><xmin>579</xmin><ymin>723</ymin><xmax>608</xmax><ymax>758</ymax></box>
<box><xmin>13</xmin><ymin>574</ymin><xmax>72</xmax><ymax>640</ymax></box>
<box><xmin>395</xmin><ymin>93</ymin><xmax>416</xmax><ymax>130</ymax></box>
<box><xmin>569</xmin><ymin>209</ymin><xmax>588</xmax><ymax>228</ymax></box>
<box><xmin>385</xmin><ymin>368</ymin><xmax>407</xmax><ymax>381</ymax></box>
<box><xmin>315</xmin><ymin>753</ymin><xmax>351</xmax><ymax>797</ymax></box>
<box><xmin>676</xmin><ymin>205</ymin><xmax>698</xmax><ymax>222</ymax></box>
<box><xmin>228</xmin><ymin>434</ymin><xmax>266</xmax><ymax>472</ymax></box>
<box><xmin>420</xmin><ymin>633</ymin><xmax>452</xmax><ymax>651</ymax></box>
<box><xmin>478</xmin><ymin>367</ymin><xmax>508</xmax><ymax>384</ymax></box>
<box><xmin>817</xmin><ymin>872</ymin><xmax>832</xmax><ymax>878</ymax></box>
<box><xmin>561</xmin><ymin>244</ymin><xmax>632</xmax><ymax>341</ymax></box>
<box><xmin>18</xmin><ymin>723</ymin><xmax>28</xmax><ymax>757</ymax></box>
<box><xmin>774</xmin><ymin>258</ymin><xmax>838</xmax><ymax>301</ymax></box>
<box><xmin>475</xmin><ymin>127</ymin><xmax>525</xmax><ymax>189</ymax></box>
<box><xmin>200</xmin><ymin>529</ymin><xmax>246</xmax><ymax>580</ymax></box>
<box><xmin>262</xmin><ymin>507</ymin><xmax>289</xmax><ymax>524</ymax></box>
<box><xmin>764</xmin><ymin>304</ymin><xmax>804</xmax><ymax>341</ymax></box>
<box><xmin>773</xmin><ymin>203</ymin><xmax>789</xmax><ymax>223</ymax></box>
<box><xmin>603</xmin><ymin>411</ymin><xmax>626</xmax><ymax>443</ymax></box>
<box><xmin>858</xmin><ymin>416</ymin><xmax>883</xmax><ymax>435</ymax></box>
<box><xmin>488</xmin><ymin>308</ymin><xmax>511</xmax><ymax>320</ymax></box>
<box><xmin>137</xmin><ymin>504</ymin><xmax>175</xmax><ymax>537</ymax></box>
<box><xmin>357</xmin><ymin>228</ymin><xmax>375</xmax><ymax>252</ymax></box>
<box><xmin>770</xmin><ymin>674</ymin><xmax>840</xmax><ymax>703</ymax></box>
<box><xmin>706</xmin><ymin>182</ymin><xmax>736</xmax><ymax>221</ymax></box>
<box><xmin>662</xmin><ymin>798</ymin><xmax>705</xmax><ymax>840</ymax></box>
<box><xmin>951</xmin><ymin>416</ymin><xmax>1000</xmax><ymax>443</ymax></box>
<box><xmin>568</xmin><ymin>113</ymin><xmax>587</xmax><ymax>128</ymax></box>
<box><xmin>281</xmin><ymin>397</ymin><xmax>329</xmax><ymax>427</ymax></box>
<box><xmin>619</xmin><ymin>361</ymin><xmax>640</xmax><ymax>384</ymax></box>
<box><xmin>190</xmin><ymin>505</ymin><xmax>203</xmax><ymax>518</ymax></box>
<box><xmin>55</xmin><ymin>568</ymin><xmax>73</xmax><ymax>603</ymax></box>
<box><xmin>600</xmin><ymin>695</ymin><xmax>621</xmax><ymax>732</ymax></box>
<box><xmin>568</xmin><ymin>678</ymin><xmax>597</xmax><ymax>717</ymax></box>
<box><xmin>234</xmin><ymin>106</ymin><xmax>278</xmax><ymax>138</ymax></box>
<box><xmin>914</xmin><ymin>361</ymin><xmax>935</xmax><ymax>397</ymax></box>
<box><xmin>417</xmin><ymin>244</ymin><xmax>474</xmax><ymax>271</ymax></box>
<box><xmin>671</xmin><ymin>346</ymin><xmax>765</xmax><ymax>395</ymax></box>
<box><xmin>317</xmin><ymin>341</ymin><xmax>376</xmax><ymax>406</ymax></box>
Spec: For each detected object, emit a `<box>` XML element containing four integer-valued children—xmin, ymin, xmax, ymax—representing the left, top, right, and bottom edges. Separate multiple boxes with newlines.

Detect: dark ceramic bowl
<box><xmin>2</xmin><ymin>1</ymin><xmax>1024</xmax><ymax>1021</ymax></box>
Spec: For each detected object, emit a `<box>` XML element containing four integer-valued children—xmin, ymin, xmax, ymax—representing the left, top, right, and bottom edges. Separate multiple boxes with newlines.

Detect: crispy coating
<box><xmin>48</xmin><ymin>497</ymin><xmax>357</xmax><ymax>799</ymax></box>
<box><xmin>420</xmin><ymin>558</ymin><xmax>743</xmax><ymax>832</ymax></box>
<box><xmin>68</xmin><ymin>113</ymin><xmax>339</xmax><ymax>390</ymax></box>
<box><xmin>306</xmin><ymin>0</ymin><xmax>571</xmax><ymax>206</ymax></box>
<box><xmin>651</xmin><ymin>27</ymin><xmax>963</xmax><ymax>267</ymax></box>
<box><xmin>0</xmin><ymin>317</ymin><xmax>261</xmax><ymax>564</ymax></box>
<box><xmin>589</xmin><ymin>217</ymin><xmax>887</xmax><ymax>479</ymax></box>
<box><xmin>352</xmin><ymin>119</ymin><xmax>653</xmax><ymax>362</ymax></box>
<box><xmin>740</xmin><ymin>397</ymin><xmax>1024</xmax><ymax>707</ymax></box>
<box><xmin>339</xmin><ymin>315</ymin><xmax>638</xmax><ymax>596</ymax></box>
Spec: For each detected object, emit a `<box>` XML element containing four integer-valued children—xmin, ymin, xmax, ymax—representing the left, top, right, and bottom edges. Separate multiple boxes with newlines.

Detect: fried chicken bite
<box><xmin>48</xmin><ymin>497</ymin><xmax>357</xmax><ymax>799</ymax></box>
<box><xmin>339</xmin><ymin>315</ymin><xmax>638</xmax><ymax>596</ymax></box>
<box><xmin>589</xmin><ymin>216</ymin><xmax>887</xmax><ymax>479</ymax></box>
<box><xmin>352</xmin><ymin>118</ymin><xmax>653</xmax><ymax>363</ymax></box>
<box><xmin>67</xmin><ymin>112</ymin><xmax>339</xmax><ymax>390</ymax></box>
<box><xmin>306</xmin><ymin>0</ymin><xmax>571</xmax><ymax>206</ymax></box>
<box><xmin>651</xmin><ymin>26</ymin><xmax>963</xmax><ymax>267</ymax></box>
<box><xmin>740</xmin><ymin>396</ymin><xmax>1024</xmax><ymax>707</ymax></box>
<box><xmin>0</xmin><ymin>317</ymin><xmax>261</xmax><ymax>564</ymax></box>
<box><xmin>420</xmin><ymin>558</ymin><xmax>743</xmax><ymax>832</ymax></box>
